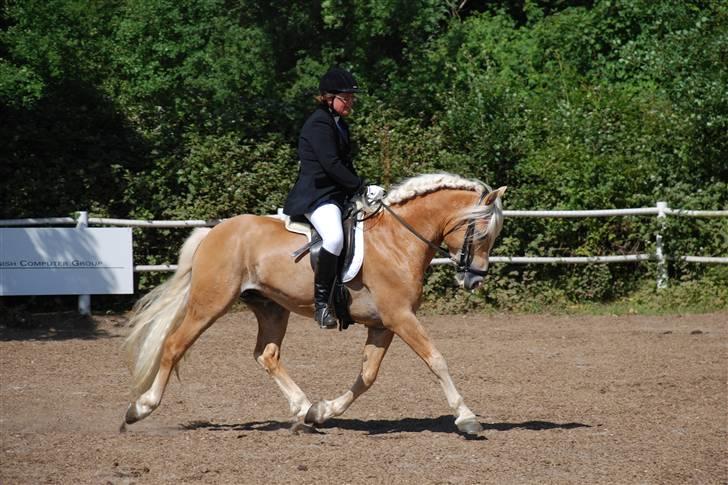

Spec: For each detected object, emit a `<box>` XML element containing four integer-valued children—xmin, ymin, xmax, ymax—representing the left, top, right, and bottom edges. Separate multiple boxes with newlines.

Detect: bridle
<box><xmin>369</xmin><ymin>191</ymin><xmax>491</xmax><ymax>276</ymax></box>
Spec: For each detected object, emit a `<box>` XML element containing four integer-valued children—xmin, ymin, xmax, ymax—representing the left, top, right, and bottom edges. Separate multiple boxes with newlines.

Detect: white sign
<box><xmin>0</xmin><ymin>228</ymin><xmax>133</xmax><ymax>295</ymax></box>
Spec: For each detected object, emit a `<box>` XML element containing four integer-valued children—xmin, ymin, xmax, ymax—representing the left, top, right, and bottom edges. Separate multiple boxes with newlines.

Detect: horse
<box><xmin>121</xmin><ymin>173</ymin><xmax>506</xmax><ymax>435</ymax></box>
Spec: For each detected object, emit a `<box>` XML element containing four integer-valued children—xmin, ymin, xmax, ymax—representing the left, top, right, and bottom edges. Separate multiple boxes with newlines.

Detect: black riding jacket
<box><xmin>283</xmin><ymin>106</ymin><xmax>364</xmax><ymax>216</ymax></box>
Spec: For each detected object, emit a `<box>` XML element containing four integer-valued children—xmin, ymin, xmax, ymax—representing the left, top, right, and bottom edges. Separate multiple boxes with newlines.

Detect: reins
<box><xmin>379</xmin><ymin>202</ymin><xmax>452</xmax><ymax>259</ymax></box>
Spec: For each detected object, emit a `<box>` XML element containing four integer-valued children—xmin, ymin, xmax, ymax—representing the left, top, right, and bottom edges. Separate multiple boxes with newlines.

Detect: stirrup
<box><xmin>315</xmin><ymin>306</ymin><xmax>337</xmax><ymax>329</ymax></box>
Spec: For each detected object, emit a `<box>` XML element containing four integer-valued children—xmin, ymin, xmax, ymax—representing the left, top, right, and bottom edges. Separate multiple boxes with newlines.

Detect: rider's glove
<box><xmin>365</xmin><ymin>185</ymin><xmax>385</xmax><ymax>204</ymax></box>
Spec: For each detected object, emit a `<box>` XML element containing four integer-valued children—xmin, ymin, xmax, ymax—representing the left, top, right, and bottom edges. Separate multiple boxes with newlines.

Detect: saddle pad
<box><xmin>274</xmin><ymin>210</ymin><xmax>364</xmax><ymax>283</ymax></box>
<box><xmin>341</xmin><ymin>218</ymin><xmax>363</xmax><ymax>283</ymax></box>
<box><xmin>285</xmin><ymin>219</ymin><xmax>314</xmax><ymax>242</ymax></box>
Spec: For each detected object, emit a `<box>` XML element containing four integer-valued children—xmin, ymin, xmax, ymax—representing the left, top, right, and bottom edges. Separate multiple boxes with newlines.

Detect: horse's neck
<box><xmin>384</xmin><ymin>190</ymin><xmax>473</xmax><ymax>251</ymax></box>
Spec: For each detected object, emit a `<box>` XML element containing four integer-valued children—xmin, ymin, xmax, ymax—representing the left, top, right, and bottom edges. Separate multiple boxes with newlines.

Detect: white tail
<box><xmin>122</xmin><ymin>227</ymin><xmax>211</xmax><ymax>399</ymax></box>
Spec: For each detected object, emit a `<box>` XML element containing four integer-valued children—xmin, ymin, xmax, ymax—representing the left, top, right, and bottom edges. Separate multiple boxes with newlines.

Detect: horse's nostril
<box><xmin>464</xmin><ymin>274</ymin><xmax>483</xmax><ymax>290</ymax></box>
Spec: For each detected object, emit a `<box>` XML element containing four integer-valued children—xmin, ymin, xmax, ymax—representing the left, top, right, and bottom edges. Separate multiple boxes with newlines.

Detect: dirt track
<box><xmin>1</xmin><ymin>310</ymin><xmax>726</xmax><ymax>484</ymax></box>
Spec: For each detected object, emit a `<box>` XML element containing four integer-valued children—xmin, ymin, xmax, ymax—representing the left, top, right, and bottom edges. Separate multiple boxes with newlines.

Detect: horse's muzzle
<box><xmin>456</xmin><ymin>270</ymin><xmax>485</xmax><ymax>291</ymax></box>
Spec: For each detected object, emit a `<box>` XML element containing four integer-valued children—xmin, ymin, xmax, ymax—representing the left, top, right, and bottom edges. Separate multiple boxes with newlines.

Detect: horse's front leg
<box><xmin>305</xmin><ymin>326</ymin><xmax>394</xmax><ymax>425</ymax></box>
<box><xmin>388</xmin><ymin>309</ymin><xmax>483</xmax><ymax>434</ymax></box>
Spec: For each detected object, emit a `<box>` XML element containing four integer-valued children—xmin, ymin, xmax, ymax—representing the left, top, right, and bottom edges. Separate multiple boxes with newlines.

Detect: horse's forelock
<box><xmin>458</xmin><ymin>194</ymin><xmax>504</xmax><ymax>244</ymax></box>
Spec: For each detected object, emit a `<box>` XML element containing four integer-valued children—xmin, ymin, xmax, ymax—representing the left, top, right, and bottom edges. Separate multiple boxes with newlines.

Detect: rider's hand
<box><xmin>366</xmin><ymin>185</ymin><xmax>385</xmax><ymax>204</ymax></box>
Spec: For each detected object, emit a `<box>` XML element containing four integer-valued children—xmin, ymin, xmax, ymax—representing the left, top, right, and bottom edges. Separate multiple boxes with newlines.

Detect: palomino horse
<box><xmin>122</xmin><ymin>173</ymin><xmax>506</xmax><ymax>434</ymax></box>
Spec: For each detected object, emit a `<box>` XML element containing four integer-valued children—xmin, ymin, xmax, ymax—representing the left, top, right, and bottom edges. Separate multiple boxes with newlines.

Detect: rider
<box><xmin>283</xmin><ymin>66</ymin><xmax>383</xmax><ymax>329</ymax></box>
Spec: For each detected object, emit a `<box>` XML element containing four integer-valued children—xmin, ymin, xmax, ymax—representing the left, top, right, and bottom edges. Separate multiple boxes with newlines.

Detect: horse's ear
<box><xmin>483</xmin><ymin>186</ymin><xmax>507</xmax><ymax>205</ymax></box>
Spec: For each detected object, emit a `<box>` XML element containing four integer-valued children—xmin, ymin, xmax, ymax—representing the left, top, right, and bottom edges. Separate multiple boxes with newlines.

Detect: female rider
<box><xmin>283</xmin><ymin>67</ymin><xmax>383</xmax><ymax>329</ymax></box>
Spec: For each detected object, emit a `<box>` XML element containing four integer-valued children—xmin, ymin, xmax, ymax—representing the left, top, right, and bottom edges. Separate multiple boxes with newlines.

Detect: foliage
<box><xmin>1</xmin><ymin>0</ymin><xmax>726</xmax><ymax>309</ymax></box>
<box><xmin>106</xmin><ymin>0</ymin><xmax>278</xmax><ymax>143</ymax></box>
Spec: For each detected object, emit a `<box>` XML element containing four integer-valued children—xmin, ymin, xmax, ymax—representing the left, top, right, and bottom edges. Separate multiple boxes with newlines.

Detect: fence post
<box><xmin>76</xmin><ymin>211</ymin><xmax>91</xmax><ymax>315</ymax></box>
<box><xmin>655</xmin><ymin>202</ymin><xmax>668</xmax><ymax>289</ymax></box>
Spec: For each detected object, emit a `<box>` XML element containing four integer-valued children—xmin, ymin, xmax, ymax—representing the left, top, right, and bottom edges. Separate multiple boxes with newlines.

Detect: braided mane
<box><xmin>384</xmin><ymin>173</ymin><xmax>486</xmax><ymax>205</ymax></box>
<box><xmin>382</xmin><ymin>173</ymin><xmax>502</xmax><ymax>244</ymax></box>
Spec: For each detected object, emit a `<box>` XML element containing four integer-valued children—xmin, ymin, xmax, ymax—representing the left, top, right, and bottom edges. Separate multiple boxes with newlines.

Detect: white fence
<box><xmin>3</xmin><ymin>202</ymin><xmax>727</xmax><ymax>289</ymax></box>
<box><xmin>437</xmin><ymin>202</ymin><xmax>728</xmax><ymax>287</ymax></box>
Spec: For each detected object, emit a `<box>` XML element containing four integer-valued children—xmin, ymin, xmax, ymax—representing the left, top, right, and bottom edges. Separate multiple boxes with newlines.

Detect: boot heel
<box><xmin>315</xmin><ymin>307</ymin><xmax>338</xmax><ymax>329</ymax></box>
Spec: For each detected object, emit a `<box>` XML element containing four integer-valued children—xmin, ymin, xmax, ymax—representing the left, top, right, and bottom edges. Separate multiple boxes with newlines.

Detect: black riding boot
<box><xmin>314</xmin><ymin>248</ymin><xmax>339</xmax><ymax>329</ymax></box>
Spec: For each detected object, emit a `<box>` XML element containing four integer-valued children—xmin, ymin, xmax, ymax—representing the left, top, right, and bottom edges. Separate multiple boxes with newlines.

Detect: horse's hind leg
<box><xmin>247</xmin><ymin>298</ymin><xmax>312</xmax><ymax>422</ymax></box>
<box><xmin>125</xmin><ymin>287</ymin><xmax>239</xmax><ymax>426</ymax></box>
<box><xmin>305</xmin><ymin>326</ymin><xmax>394</xmax><ymax>425</ymax></box>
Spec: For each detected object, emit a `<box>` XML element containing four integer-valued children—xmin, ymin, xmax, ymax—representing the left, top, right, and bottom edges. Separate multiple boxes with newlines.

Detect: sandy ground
<box><xmin>1</xmin><ymin>310</ymin><xmax>726</xmax><ymax>484</ymax></box>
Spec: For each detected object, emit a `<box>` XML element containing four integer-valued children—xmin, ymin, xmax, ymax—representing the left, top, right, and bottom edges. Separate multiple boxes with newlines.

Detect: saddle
<box><xmin>286</xmin><ymin>214</ymin><xmax>361</xmax><ymax>279</ymax></box>
<box><xmin>276</xmin><ymin>200</ymin><xmax>365</xmax><ymax>330</ymax></box>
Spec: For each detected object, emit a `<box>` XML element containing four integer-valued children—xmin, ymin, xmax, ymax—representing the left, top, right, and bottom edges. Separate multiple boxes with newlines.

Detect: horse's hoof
<box><xmin>290</xmin><ymin>421</ymin><xmax>317</xmax><ymax>435</ymax></box>
<box><xmin>124</xmin><ymin>403</ymin><xmax>141</xmax><ymax>425</ymax></box>
<box><xmin>457</xmin><ymin>417</ymin><xmax>483</xmax><ymax>435</ymax></box>
<box><xmin>304</xmin><ymin>401</ymin><xmax>326</xmax><ymax>425</ymax></box>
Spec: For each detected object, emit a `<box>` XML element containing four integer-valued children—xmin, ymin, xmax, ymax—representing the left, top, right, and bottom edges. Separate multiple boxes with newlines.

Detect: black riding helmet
<box><xmin>319</xmin><ymin>67</ymin><xmax>359</xmax><ymax>94</ymax></box>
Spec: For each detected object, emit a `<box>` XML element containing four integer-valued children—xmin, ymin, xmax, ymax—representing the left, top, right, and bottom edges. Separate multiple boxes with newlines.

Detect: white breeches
<box><xmin>306</xmin><ymin>203</ymin><xmax>344</xmax><ymax>256</ymax></box>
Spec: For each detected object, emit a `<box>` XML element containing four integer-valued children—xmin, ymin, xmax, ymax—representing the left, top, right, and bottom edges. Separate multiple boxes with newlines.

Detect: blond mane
<box><xmin>382</xmin><ymin>173</ymin><xmax>502</xmax><ymax>244</ymax></box>
<box><xmin>384</xmin><ymin>173</ymin><xmax>486</xmax><ymax>205</ymax></box>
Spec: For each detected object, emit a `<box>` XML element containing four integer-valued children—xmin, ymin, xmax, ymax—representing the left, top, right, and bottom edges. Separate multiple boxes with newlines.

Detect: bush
<box><xmin>2</xmin><ymin>0</ymin><xmax>725</xmax><ymax>311</ymax></box>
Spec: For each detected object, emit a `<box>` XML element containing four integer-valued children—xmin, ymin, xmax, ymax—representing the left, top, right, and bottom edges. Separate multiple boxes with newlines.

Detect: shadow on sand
<box><xmin>180</xmin><ymin>415</ymin><xmax>590</xmax><ymax>440</ymax></box>
<box><xmin>0</xmin><ymin>311</ymin><xmax>122</xmax><ymax>341</ymax></box>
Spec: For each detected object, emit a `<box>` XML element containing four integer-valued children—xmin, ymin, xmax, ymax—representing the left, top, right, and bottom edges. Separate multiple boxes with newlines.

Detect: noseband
<box><xmin>455</xmin><ymin>190</ymin><xmax>489</xmax><ymax>276</ymax></box>
<box><xmin>376</xmin><ymin>191</ymin><xmax>490</xmax><ymax>276</ymax></box>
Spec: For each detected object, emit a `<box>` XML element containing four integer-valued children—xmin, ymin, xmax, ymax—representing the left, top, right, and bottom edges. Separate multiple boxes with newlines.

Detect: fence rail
<box><xmin>3</xmin><ymin>202</ymin><xmax>727</xmax><ymax>278</ymax></box>
<box><xmin>5</xmin><ymin>202</ymin><xmax>724</xmax><ymax>315</ymax></box>
<box><xmin>502</xmin><ymin>208</ymin><xmax>728</xmax><ymax>218</ymax></box>
<box><xmin>3</xmin><ymin>206</ymin><xmax>727</xmax><ymax>228</ymax></box>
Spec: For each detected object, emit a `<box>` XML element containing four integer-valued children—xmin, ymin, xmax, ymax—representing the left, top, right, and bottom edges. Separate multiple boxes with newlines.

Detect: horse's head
<box><xmin>381</xmin><ymin>173</ymin><xmax>507</xmax><ymax>291</ymax></box>
<box><xmin>445</xmin><ymin>186</ymin><xmax>507</xmax><ymax>291</ymax></box>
